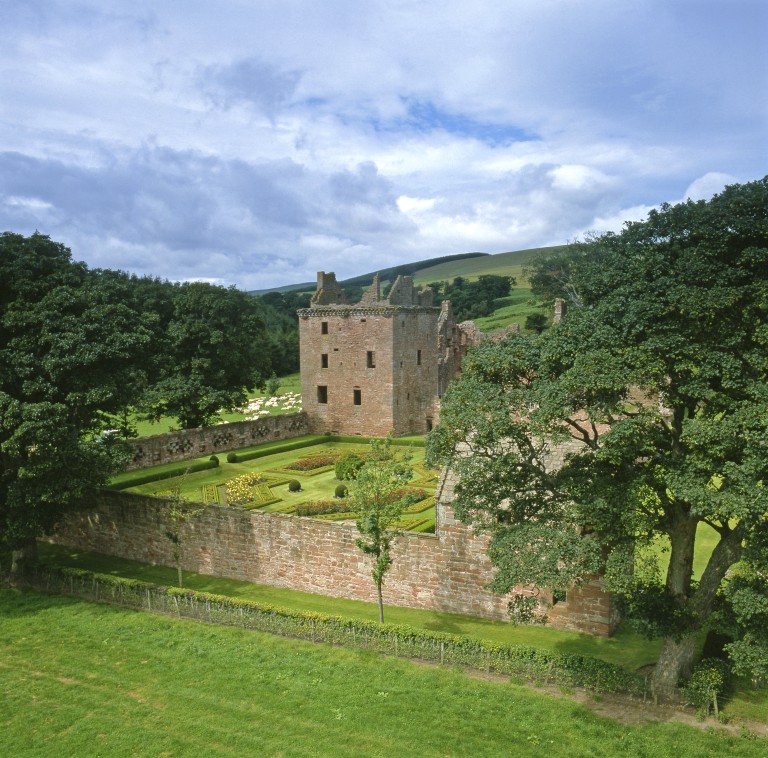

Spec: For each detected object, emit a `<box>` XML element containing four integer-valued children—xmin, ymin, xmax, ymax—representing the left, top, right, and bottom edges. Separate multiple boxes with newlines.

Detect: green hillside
<box><xmin>412</xmin><ymin>245</ymin><xmax>567</xmax><ymax>286</ymax></box>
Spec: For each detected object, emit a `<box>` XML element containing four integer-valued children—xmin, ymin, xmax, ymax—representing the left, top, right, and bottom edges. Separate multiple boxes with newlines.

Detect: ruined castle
<box><xmin>298</xmin><ymin>271</ymin><xmax>483</xmax><ymax>436</ymax></box>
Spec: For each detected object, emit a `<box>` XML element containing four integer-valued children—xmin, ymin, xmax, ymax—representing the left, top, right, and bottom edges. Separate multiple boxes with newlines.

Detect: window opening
<box><xmin>366</xmin><ymin>350</ymin><xmax>375</xmax><ymax>368</ymax></box>
<box><xmin>353</xmin><ymin>389</ymin><xmax>362</xmax><ymax>405</ymax></box>
<box><xmin>321</xmin><ymin>321</ymin><xmax>329</xmax><ymax>334</ymax></box>
<box><xmin>317</xmin><ymin>386</ymin><xmax>328</xmax><ymax>404</ymax></box>
<box><xmin>321</xmin><ymin>354</ymin><xmax>328</xmax><ymax>368</ymax></box>
<box><xmin>417</xmin><ymin>349</ymin><xmax>422</xmax><ymax>365</ymax></box>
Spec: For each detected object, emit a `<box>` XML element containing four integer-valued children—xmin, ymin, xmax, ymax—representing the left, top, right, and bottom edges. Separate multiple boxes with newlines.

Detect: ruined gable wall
<box><xmin>391</xmin><ymin>309</ymin><xmax>441</xmax><ymax>434</ymax></box>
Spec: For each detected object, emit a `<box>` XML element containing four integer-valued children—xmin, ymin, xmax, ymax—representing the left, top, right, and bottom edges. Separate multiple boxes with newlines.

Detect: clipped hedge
<box><xmin>226</xmin><ymin>437</ymin><xmax>326</xmax><ymax>464</ymax></box>
<box><xmin>28</xmin><ymin>565</ymin><xmax>644</xmax><ymax>697</ymax></box>
<box><xmin>109</xmin><ymin>458</ymin><xmax>220</xmax><ymax>490</ymax></box>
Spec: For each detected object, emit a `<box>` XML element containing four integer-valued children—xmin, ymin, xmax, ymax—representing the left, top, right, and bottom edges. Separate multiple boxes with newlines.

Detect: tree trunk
<box><xmin>652</xmin><ymin>521</ymin><xmax>744</xmax><ymax>699</ymax></box>
<box><xmin>377</xmin><ymin>582</ymin><xmax>384</xmax><ymax>623</ymax></box>
<box><xmin>652</xmin><ymin>635</ymin><xmax>697</xmax><ymax>701</ymax></box>
<box><xmin>177</xmin><ymin>563</ymin><xmax>184</xmax><ymax>589</ymax></box>
<box><xmin>10</xmin><ymin>539</ymin><xmax>39</xmax><ymax>583</ymax></box>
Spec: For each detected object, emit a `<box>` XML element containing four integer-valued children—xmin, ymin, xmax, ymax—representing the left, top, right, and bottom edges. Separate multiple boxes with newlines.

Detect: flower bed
<box><xmin>284</xmin><ymin>455</ymin><xmax>339</xmax><ymax>471</ymax></box>
<box><xmin>295</xmin><ymin>499</ymin><xmax>351</xmax><ymax>516</ymax></box>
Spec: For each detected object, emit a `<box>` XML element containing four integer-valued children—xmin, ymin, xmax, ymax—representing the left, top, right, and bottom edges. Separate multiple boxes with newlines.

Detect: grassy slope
<box><xmin>411</xmin><ymin>245</ymin><xmax>567</xmax><ymax>286</ymax></box>
<box><xmin>411</xmin><ymin>246</ymin><xmax>563</xmax><ymax>332</ymax></box>
<box><xmin>2</xmin><ymin>589</ymin><xmax>764</xmax><ymax>757</ymax></box>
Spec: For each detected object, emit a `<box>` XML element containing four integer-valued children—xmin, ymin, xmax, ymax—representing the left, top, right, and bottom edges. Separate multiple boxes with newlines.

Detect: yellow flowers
<box><xmin>225</xmin><ymin>472</ymin><xmax>263</xmax><ymax>506</ymax></box>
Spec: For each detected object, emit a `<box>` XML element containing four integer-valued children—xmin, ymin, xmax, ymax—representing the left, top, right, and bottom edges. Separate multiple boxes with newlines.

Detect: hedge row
<box><xmin>109</xmin><ymin>459</ymin><xmax>220</xmax><ymax>490</ymax></box>
<box><xmin>29</xmin><ymin>565</ymin><xmax>644</xmax><ymax>696</ymax></box>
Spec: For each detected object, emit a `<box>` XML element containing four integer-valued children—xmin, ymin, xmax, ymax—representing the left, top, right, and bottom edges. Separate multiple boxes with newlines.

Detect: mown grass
<box><xmin>2</xmin><ymin>588</ymin><xmax>764</xmax><ymax>758</ymax></box>
<box><xmin>37</xmin><ymin>542</ymin><xmax>661</xmax><ymax>671</ymax></box>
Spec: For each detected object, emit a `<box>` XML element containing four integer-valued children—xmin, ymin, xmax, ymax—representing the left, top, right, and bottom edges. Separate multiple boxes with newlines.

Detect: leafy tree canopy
<box><xmin>140</xmin><ymin>281</ymin><xmax>272</xmax><ymax>429</ymax></box>
<box><xmin>427</xmin><ymin>177</ymin><xmax>768</xmax><ymax>693</ymax></box>
<box><xmin>0</xmin><ymin>233</ymin><xmax>155</xmax><ymax>554</ymax></box>
<box><xmin>427</xmin><ymin>274</ymin><xmax>515</xmax><ymax>321</ymax></box>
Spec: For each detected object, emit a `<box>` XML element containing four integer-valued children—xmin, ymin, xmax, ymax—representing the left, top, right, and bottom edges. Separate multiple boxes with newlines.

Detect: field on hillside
<box><xmin>412</xmin><ymin>245</ymin><xmax>567</xmax><ymax>286</ymax></box>
<box><xmin>2</xmin><ymin>589</ymin><xmax>765</xmax><ymax>757</ymax></box>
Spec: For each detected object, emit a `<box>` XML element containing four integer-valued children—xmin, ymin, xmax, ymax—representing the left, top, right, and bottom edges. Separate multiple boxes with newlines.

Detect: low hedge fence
<box><xmin>28</xmin><ymin>564</ymin><xmax>644</xmax><ymax>697</ymax></box>
<box><xmin>109</xmin><ymin>458</ymin><xmax>220</xmax><ymax>490</ymax></box>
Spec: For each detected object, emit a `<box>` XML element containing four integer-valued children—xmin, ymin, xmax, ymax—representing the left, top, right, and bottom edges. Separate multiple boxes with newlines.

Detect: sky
<box><xmin>2</xmin><ymin>1</ymin><xmax>767</xmax><ymax>291</ymax></box>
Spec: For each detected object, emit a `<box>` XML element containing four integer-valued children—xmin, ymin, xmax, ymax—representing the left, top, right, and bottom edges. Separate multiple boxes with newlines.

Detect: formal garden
<box><xmin>109</xmin><ymin>436</ymin><xmax>438</xmax><ymax>534</ymax></box>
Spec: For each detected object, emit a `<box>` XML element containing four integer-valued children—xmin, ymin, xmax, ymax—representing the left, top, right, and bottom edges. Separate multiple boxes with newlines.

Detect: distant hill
<box><xmin>248</xmin><ymin>251</ymin><xmax>489</xmax><ymax>296</ymax></box>
<box><xmin>250</xmin><ymin>246</ymin><xmax>571</xmax><ymax>295</ymax></box>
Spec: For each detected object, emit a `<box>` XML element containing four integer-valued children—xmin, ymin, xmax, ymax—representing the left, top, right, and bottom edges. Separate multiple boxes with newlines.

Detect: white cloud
<box><xmin>683</xmin><ymin>172</ymin><xmax>739</xmax><ymax>202</ymax></box>
<box><xmin>1</xmin><ymin>1</ymin><xmax>766</xmax><ymax>288</ymax></box>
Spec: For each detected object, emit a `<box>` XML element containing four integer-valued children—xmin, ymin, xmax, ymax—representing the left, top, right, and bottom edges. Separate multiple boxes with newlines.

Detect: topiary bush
<box><xmin>335</xmin><ymin>452</ymin><xmax>365</xmax><ymax>480</ymax></box>
<box><xmin>209</xmin><ymin>455</ymin><xmax>219</xmax><ymax>466</ymax></box>
<box><xmin>288</xmin><ymin>479</ymin><xmax>302</xmax><ymax>492</ymax></box>
<box><xmin>334</xmin><ymin>483</ymin><xmax>348</xmax><ymax>498</ymax></box>
<box><xmin>226</xmin><ymin>451</ymin><xmax>238</xmax><ymax>463</ymax></box>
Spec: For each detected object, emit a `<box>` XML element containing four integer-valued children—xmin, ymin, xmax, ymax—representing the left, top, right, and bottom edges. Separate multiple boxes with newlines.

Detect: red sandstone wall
<box><xmin>125</xmin><ymin>413</ymin><xmax>310</xmax><ymax>470</ymax></box>
<box><xmin>298</xmin><ymin>305</ymin><xmax>443</xmax><ymax>437</ymax></box>
<box><xmin>299</xmin><ymin>309</ymin><xmax>396</xmax><ymax>437</ymax></box>
<box><xmin>47</xmin><ymin>477</ymin><xmax>617</xmax><ymax>636</ymax></box>
<box><xmin>391</xmin><ymin>310</ymin><xmax>440</xmax><ymax>434</ymax></box>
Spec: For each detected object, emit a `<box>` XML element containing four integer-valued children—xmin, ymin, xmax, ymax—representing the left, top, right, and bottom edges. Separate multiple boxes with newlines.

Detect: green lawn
<box><xmin>37</xmin><ymin>542</ymin><xmax>661</xmax><ymax>672</ymax></box>
<box><xmin>2</xmin><ymin>588</ymin><xmax>764</xmax><ymax>757</ymax></box>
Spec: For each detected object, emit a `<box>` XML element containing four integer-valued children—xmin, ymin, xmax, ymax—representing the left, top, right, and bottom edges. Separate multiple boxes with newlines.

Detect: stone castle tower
<box><xmin>298</xmin><ymin>272</ymin><xmax>475</xmax><ymax>436</ymax></box>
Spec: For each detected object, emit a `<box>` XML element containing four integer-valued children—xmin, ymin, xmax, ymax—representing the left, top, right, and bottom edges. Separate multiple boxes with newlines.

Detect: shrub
<box><xmin>288</xmin><ymin>479</ymin><xmax>302</xmax><ymax>492</ymax></box>
<box><xmin>335</xmin><ymin>453</ymin><xmax>366</xmax><ymax>481</ymax></box>
<box><xmin>335</xmin><ymin>483</ymin><xmax>348</xmax><ymax>498</ymax></box>
<box><xmin>226</xmin><ymin>452</ymin><xmax>238</xmax><ymax>463</ymax></box>
<box><xmin>209</xmin><ymin>455</ymin><xmax>219</xmax><ymax>466</ymax></box>
<box><xmin>683</xmin><ymin>658</ymin><xmax>731</xmax><ymax>716</ymax></box>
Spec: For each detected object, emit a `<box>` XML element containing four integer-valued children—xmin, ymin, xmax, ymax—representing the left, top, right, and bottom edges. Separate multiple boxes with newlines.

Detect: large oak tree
<box><xmin>0</xmin><ymin>233</ymin><xmax>155</xmax><ymax>564</ymax></box>
<box><xmin>427</xmin><ymin>178</ymin><xmax>768</xmax><ymax>694</ymax></box>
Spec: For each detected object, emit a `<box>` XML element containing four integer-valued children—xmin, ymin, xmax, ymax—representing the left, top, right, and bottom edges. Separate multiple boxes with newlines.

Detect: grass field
<box><xmin>412</xmin><ymin>245</ymin><xmax>566</xmax><ymax>287</ymax></box>
<box><xmin>36</xmin><ymin>542</ymin><xmax>662</xmax><ymax>671</ymax></box>
<box><xmin>2</xmin><ymin>588</ymin><xmax>765</xmax><ymax>757</ymax></box>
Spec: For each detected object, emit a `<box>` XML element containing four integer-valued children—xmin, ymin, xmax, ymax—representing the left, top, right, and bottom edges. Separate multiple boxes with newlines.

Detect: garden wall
<box><xmin>126</xmin><ymin>413</ymin><xmax>310</xmax><ymax>470</ymax></box>
<box><xmin>46</xmin><ymin>471</ymin><xmax>618</xmax><ymax>636</ymax></box>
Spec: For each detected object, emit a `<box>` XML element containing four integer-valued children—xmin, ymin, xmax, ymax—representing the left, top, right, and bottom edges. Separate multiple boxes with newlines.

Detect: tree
<box><xmin>141</xmin><ymin>282</ymin><xmax>272</xmax><ymax>429</ymax></box>
<box><xmin>716</xmin><ymin>560</ymin><xmax>768</xmax><ymax>689</ymax></box>
<box><xmin>524</xmin><ymin>313</ymin><xmax>549</xmax><ymax>334</ymax></box>
<box><xmin>0</xmin><ymin>233</ymin><xmax>155</xmax><ymax>570</ymax></box>
<box><xmin>427</xmin><ymin>178</ymin><xmax>768</xmax><ymax>695</ymax></box>
<box><xmin>162</xmin><ymin>480</ymin><xmax>206</xmax><ymax>588</ymax></box>
<box><xmin>427</xmin><ymin>275</ymin><xmax>515</xmax><ymax>322</ymax></box>
<box><xmin>350</xmin><ymin>439</ymin><xmax>414</xmax><ymax>623</ymax></box>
